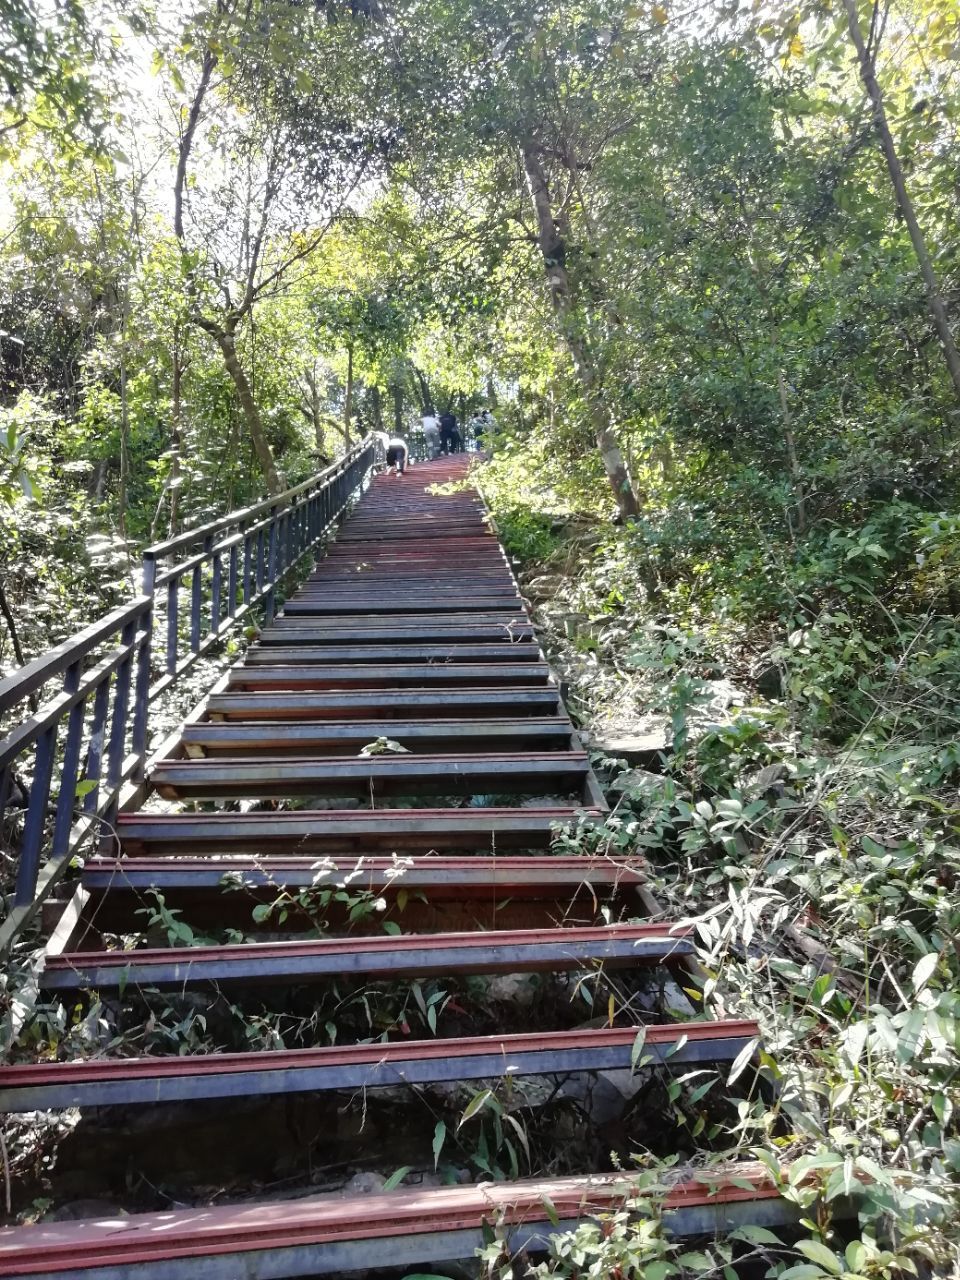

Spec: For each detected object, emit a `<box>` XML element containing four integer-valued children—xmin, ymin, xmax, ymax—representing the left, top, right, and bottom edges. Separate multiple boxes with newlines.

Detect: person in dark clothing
<box><xmin>438</xmin><ymin>410</ymin><xmax>461</xmax><ymax>455</ymax></box>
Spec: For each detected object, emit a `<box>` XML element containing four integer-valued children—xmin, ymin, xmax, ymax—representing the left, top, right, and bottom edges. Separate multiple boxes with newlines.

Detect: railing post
<box><xmin>51</xmin><ymin>660</ymin><xmax>85</xmax><ymax>860</ymax></box>
<box><xmin>132</xmin><ymin>560</ymin><xmax>157</xmax><ymax>779</ymax></box>
<box><xmin>14</xmin><ymin>723</ymin><xmax>56</xmax><ymax>906</ymax></box>
<box><xmin>211</xmin><ymin>549</ymin><xmax>223</xmax><ymax>637</ymax></box>
<box><xmin>264</xmin><ymin>506</ymin><xmax>279</xmax><ymax>625</ymax></box>
<box><xmin>228</xmin><ymin>543</ymin><xmax>239</xmax><ymax>620</ymax></box>
<box><xmin>101</xmin><ymin>616</ymin><xmax>137</xmax><ymax>846</ymax></box>
<box><xmin>83</xmin><ymin>677</ymin><xmax>110</xmax><ymax>816</ymax></box>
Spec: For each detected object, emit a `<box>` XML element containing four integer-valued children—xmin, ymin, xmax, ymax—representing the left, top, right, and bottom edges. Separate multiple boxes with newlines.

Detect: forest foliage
<box><xmin>3</xmin><ymin>0</ymin><xmax>960</xmax><ymax>1273</ymax></box>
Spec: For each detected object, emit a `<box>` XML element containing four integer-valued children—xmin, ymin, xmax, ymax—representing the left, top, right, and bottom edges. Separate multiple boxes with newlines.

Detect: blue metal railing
<box><xmin>0</xmin><ymin>437</ymin><xmax>378</xmax><ymax>948</ymax></box>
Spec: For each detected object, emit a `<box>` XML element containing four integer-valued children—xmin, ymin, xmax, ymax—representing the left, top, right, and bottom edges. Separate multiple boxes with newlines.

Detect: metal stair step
<box><xmin>0</xmin><ymin>1020</ymin><xmax>760</xmax><ymax>1110</ymax></box>
<box><xmin>204</xmin><ymin>687</ymin><xmax>562</xmax><ymax>721</ymax></box>
<box><xmin>179</xmin><ymin>718</ymin><xmax>576</xmax><ymax>756</ymax></box>
<box><xmin>149</xmin><ymin>752</ymin><xmax>591</xmax><ymax>800</ymax></box>
<box><xmin>116</xmin><ymin>808</ymin><xmax>600</xmax><ymax>855</ymax></box>
<box><xmin>0</xmin><ymin>1166</ymin><xmax>792</xmax><ymax>1280</ymax></box>
<box><xmin>80</xmin><ymin>853</ymin><xmax>646</xmax><ymax>893</ymax></box>
<box><xmin>242</xmin><ymin>643</ymin><xmax>543</xmax><ymax>665</ymax></box>
<box><xmin>225</xmin><ymin>663</ymin><xmax>552</xmax><ymax>690</ymax></box>
<box><xmin>42</xmin><ymin>921</ymin><xmax>692</xmax><ymax>991</ymax></box>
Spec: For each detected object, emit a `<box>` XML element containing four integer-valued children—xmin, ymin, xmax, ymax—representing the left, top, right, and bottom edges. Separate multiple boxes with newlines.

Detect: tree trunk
<box><xmin>216</xmin><ymin>329</ymin><xmax>285</xmax><ymax>495</ymax></box>
<box><xmin>118</xmin><ymin>306</ymin><xmax>130</xmax><ymax>546</ymax></box>
<box><xmin>392</xmin><ymin>383</ymin><xmax>404</xmax><ymax>433</ymax></box>
<box><xmin>842</xmin><ymin>0</ymin><xmax>960</xmax><ymax>404</ymax></box>
<box><xmin>412</xmin><ymin>367</ymin><xmax>433</xmax><ymax>414</ymax></box>
<box><xmin>777</xmin><ymin>369</ymin><xmax>806</xmax><ymax>535</ymax></box>
<box><xmin>343</xmin><ymin>344</ymin><xmax>354</xmax><ymax>447</ymax></box>
<box><xmin>168</xmin><ymin>331</ymin><xmax>184</xmax><ymax>536</ymax></box>
<box><xmin>520</xmin><ymin>142</ymin><xmax>640</xmax><ymax>519</ymax></box>
<box><xmin>368</xmin><ymin>384</ymin><xmax>384</xmax><ymax>432</ymax></box>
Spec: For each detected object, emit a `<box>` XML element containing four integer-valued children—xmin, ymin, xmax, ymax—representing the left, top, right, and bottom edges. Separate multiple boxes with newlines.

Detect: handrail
<box><xmin>142</xmin><ymin>440</ymin><xmax>369</xmax><ymax>564</ymax></box>
<box><xmin>0</xmin><ymin>597</ymin><xmax>151</xmax><ymax>717</ymax></box>
<box><xmin>0</xmin><ymin>435</ymin><xmax>380</xmax><ymax>949</ymax></box>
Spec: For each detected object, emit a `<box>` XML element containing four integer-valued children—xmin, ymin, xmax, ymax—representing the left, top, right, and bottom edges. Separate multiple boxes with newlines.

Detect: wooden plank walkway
<box><xmin>0</xmin><ymin>456</ymin><xmax>780</xmax><ymax>1277</ymax></box>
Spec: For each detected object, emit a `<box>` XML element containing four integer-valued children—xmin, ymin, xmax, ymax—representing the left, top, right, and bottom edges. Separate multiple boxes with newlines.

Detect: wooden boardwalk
<box><xmin>0</xmin><ymin>457</ymin><xmax>780</xmax><ymax>1278</ymax></box>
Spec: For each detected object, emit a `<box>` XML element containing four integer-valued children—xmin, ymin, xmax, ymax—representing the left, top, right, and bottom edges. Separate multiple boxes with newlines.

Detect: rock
<box><xmin>696</xmin><ymin>678</ymin><xmax>747</xmax><ymax>716</ymax></box>
<box><xmin>518</xmin><ymin>794</ymin><xmax>579</xmax><ymax>809</ymax></box>
<box><xmin>300</xmin><ymin>797</ymin><xmax>364</xmax><ymax>811</ymax></box>
<box><xmin>756</xmin><ymin>663</ymin><xmax>784</xmax><ymax>699</ymax></box>
<box><xmin>607</xmin><ymin>768</ymin><xmax>663</xmax><ymax>795</ymax></box>
<box><xmin>45</xmin><ymin>1200</ymin><xmax>128</xmax><ymax>1223</ymax></box>
<box><xmin>341</xmin><ymin>1171</ymin><xmax>386</xmax><ymax>1197</ymax></box>
<box><xmin>586</xmin><ymin>727</ymin><xmax>668</xmax><ymax>768</ymax></box>
<box><xmin>483</xmin><ymin>973</ymin><xmax>538</xmax><ymax>1005</ymax></box>
<box><xmin>555</xmin><ymin>1069</ymin><xmax>652</xmax><ymax>1126</ymax></box>
<box><xmin>524</xmin><ymin>574</ymin><xmax>563</xmax><ymax>599</ymax></box>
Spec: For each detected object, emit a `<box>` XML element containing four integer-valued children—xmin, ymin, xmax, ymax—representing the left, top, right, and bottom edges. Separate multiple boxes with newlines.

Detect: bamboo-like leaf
<box><xmin>727</xmin><ymin>1036</ymin><xmax>760</xmax><ymax>1086</ymax></box>
<box><xmin>432</xmin><ymin>1120</ymin><xmax>446</xmax><ymax>1170</ymax></box>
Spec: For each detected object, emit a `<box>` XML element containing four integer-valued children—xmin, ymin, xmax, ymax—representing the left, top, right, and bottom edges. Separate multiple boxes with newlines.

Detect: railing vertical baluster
<box><xmin>242</xmin><ymin>535</ymin><xmax>253</xmax><ymax>607</ymax></box>
<box><xmin>131</xmin><ymin>562</ymin><xmax>156</xmax><ymax>779</ymax></box>
<box><xmin>166</xmin><ymin>577</ymin><xmax>179</xmax><ymax>675</ymax></box>
<box><xmin>130</xmin><ymin>607</ymin><xmax>153</xmax><ymax>779</ymax></box>
<box><xmin>0</xmin><ymin>766</ymin><xmax>11</xmax><ymax>819</ymax></box>
<box><xmin>265</xmin><ymin>508</ymin><xmax>279</xmax><ymax>625</ymax></box>
<box><xmin>256</xmin><ymin>527</ymin><xmax>266</xmax><ymax>594</ymax></box>
<box><xmin>83</xmin><ymin>676</ymin><xmax>110</xmax><ymax>815</ymax></box>
<box><xmin>15</xmin><ymin>724</ymin><xmax>57</xmax><ymax>906</ymax></box>
<box><xmin>100</xmin><ymin>618</ymin><xmax>137</xmax><ymax>846</ymax></box>
<box><xmin>51</xmin><ymin>661</ymin><xmax>85</xmax><ymax>859</ymax></box>
<box><xmin>190</xmin><ymin>538</ymin><xmax>208</xmax><ymax>653</ymax></box>
<box><xmin>228</xmin><ymin>543</ymin><xmax>239</xmax><ymax>619</ymax></box>
<box><xmin>211</xmin><ymin>549</ymin><xmax>223</xmax><ymax>636</ymax></box>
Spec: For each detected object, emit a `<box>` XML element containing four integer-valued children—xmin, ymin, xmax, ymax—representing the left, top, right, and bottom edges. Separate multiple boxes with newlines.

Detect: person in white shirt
<box><xmin>421</xmin><ymin>412</ymin><xmax>440</xmax><ymax>459</ymax></box>
<box><xmin>375</xmin><ymin>432</ymin><xmax>410</xmax><ymax>475</ymax></box>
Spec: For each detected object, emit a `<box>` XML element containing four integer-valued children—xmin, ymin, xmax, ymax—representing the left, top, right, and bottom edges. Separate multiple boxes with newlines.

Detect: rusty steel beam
<box><xmin>149</xmin><ymin>751</ymin><xmax>591</xmax><ymax>800</ymax></box>
<box><xmin>242</xmin><ymin>644</ymin><xmax>543</xmax><ymax>665</ymax></box>
<box><xmin>80</xmin><ymin>853</ymin><xmax>646</xmax><ymax>893</ymax></box>
<box><xmin>42</xmin><ymin>921</ymin><xmax>693</xmax><ymax>991</ymax></box>
<box><xmin>0</xmin><ymin>1020</ymin><xmax>760</xmax><ymax>1110</ymax></box>
<box><xmin>177</xmin><ymin>717</ymin><xmax>575</xmax><ymax>757</ymax></box>
<box><xmin>0</xmin><ymin>1166</ymin><xmax>795</xmax><ymax>1280</ymax></box>
<box><xmin>116</xmin><ymin>808</ymin><xmax>598</xmax><ymax>855</ymax></box>
<box><xmin>225</xmin><ymin>663</ymin><xmax>552</xmax><ymax>689</ymax></box>
<box><xmin>204</xmin><ymin>687</ymin><xmax>562</xmax><ymax>721</ymax></box>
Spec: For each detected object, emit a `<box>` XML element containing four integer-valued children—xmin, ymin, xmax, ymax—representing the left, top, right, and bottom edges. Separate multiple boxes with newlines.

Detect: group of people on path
<box><xmin>376</xmin><ymin>407</ymin><xmax>499</xmax><ymax>476</ymax></box>
<box><xmin>420</xmin><ymin>409</ymin><xmax>462</xmax><ymax>459</ymax></box>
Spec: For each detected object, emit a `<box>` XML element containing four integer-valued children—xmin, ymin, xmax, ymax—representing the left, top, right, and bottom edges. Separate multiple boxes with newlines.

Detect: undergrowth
<box><xmin>477</xmin><ymin>447</ymin><xmax>960</xmax><ymax>1278</ymax></box>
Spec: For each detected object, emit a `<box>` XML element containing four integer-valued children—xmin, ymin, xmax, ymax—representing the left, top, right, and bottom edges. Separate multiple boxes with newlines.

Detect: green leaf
<box><xmin>540</xmin><ymin>1192</ymin><xmax>560</xmax><ymax>1227</ymax></box>
<box><xmin>676</xmin><ymin>1252</ymin><xmax>713</xmax><ymax>1270</ymax></box>
<box><xmin>382</xmin><ymin>1165</ymin><xmax>412</xmax><ymax>1191</ymax></box>
<box><xmin>645</xmin><ymin>1263</ymin><xmax>677</xmax><ymax>1280</ymax></box>
<box><xmin>382</xmin><ymin>920</ymin><xmax>401</xmax><ymax>936</ymax></box>
<box><xmin>912</xmin><ymin>951</ymin><xmax>938</xmax><ymax>992</ymax></box>
<box><xmin>795</xmin><ymin>1240</ymin><xmax>843</xmax><ymax>1274</ymax></box>
<box><xmin>731</xmin><ymin>1225</ymin><xmax>783</xmax><ymax>1246</ymax></box>
<box><xmin>630</xmin><ymin>1025</ymin><xmax>647</xmax><ymax>1071</ymax></box>
<box><xmin>458</xmin><ymin>1089</ymin><xmax>494</xmax><ymax>1128</ymax></box>
<box><xmin>251</xmin><ymin>903</ymin><xmax>273</xmax><ymax>923</ymax></box>
<box><xmin>845</xmin><ymin>1241</ymin><xmax>867</xmax><ymax>1273</ymax></box>
<box><xmin>432</xmin><ymin>1120</ymin><xmax>446</xmax><ymax>1170</ymax></box>
<box><xmin>727</xmin><ymin>1036</ymin><xmax>760</xmax><ymax>1086</ymax></box>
